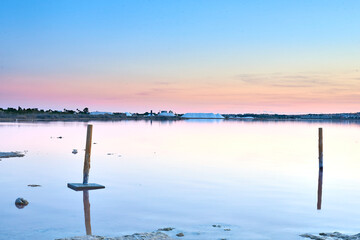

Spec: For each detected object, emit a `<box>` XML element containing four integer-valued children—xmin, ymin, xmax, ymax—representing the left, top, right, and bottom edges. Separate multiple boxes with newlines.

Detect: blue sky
<box><xmin>1</xmin><ymin>0</ymin><xmax>359</xmax><ymax>113</ymax></box>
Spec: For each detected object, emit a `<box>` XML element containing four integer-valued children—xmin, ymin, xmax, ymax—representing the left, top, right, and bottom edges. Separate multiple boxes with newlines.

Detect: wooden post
<box><xmin>68</xmin><ymin>124</ymin><xmax>104</xmax><ymax>191</ymax></box>
<box><xmin>83</xmin><ymin>125</ymin><xmax>93</xmax><ymax>184</ymax></box>
<box><xmin>83</xmin><ymin>190</ymin><xmax>92</xmax><ymax>235</ymax></box>
<box><xmin>318</xmin><ymin>128</ymin><xmax>323</xmax><ymax>169</ymax></box>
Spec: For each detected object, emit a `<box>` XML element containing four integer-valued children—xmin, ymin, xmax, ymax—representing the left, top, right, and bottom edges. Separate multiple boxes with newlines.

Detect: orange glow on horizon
<box><xmin>1</xmin><ymin>70</ymin><xmax>359</xmax><ymax>114</ymax></box>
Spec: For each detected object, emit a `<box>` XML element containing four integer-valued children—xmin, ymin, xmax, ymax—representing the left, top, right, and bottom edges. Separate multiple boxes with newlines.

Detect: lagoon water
<box><xmin>0</xmin><ymin>120</ymin><xmax>360</xmax><ymax>240</ymax></box>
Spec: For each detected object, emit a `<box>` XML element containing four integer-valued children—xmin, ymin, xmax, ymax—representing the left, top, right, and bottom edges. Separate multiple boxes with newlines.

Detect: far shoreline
<box><xmin>1</xmin><ymin>113</ymin><xmax>360</xmax><ymax>124</ymax></box>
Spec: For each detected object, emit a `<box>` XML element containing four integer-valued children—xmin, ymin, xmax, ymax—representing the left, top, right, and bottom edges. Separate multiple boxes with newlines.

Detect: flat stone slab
<box><xmin>0</xmin><ymin>151</ymin><xmax>25</xmax><ymax>158</ymax></box>
<box><xmin>301</xmin><ymin>232</ymin><xmax>360</xmax><ymax>240</ymax></box>
<box><xmin>56</xmin><ymin>232</ymin><xmax>174</xmax><ymax>240</ymax></box>
<box><xmin>67</xmin><ymin>183</ymin><xmax>105</xmax><ymax>191</ymax></box>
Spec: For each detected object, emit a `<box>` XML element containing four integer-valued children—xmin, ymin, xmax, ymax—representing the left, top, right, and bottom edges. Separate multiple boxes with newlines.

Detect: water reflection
<box><xmin>2</xmin><ymin>120</ymin><xmax>360</xmax><ymax>240</ymax></box>
<box><xmin>68</xmin><ymin>188</ymin><xmax>93</xmax><ymax>236</ymax></box>
<box><xmin>83</xmin><ymin>190</ymin><xmax>92</xmax><ymax>235</ymax></box>
<box><xmin>317</xmin><ymin>168</ymin><xmax>323</xmax><ymax>210</ymax></box>
<box><xmin>184</xmin><ymin>119</ymin><xmax>224</xmax><ymax>123</ymax></box>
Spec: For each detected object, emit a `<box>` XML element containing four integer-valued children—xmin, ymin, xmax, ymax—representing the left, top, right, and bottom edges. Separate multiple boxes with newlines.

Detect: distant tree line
<box><xmin>0</xmin><ymin>107</ymin><xmax>90</xmax><ymax>114</ymax></box>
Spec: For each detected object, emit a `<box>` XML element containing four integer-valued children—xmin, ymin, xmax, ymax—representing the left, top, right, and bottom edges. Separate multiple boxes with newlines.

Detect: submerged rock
<box><xmin>301</xmin><ymin>232</ymin><xmax>360</xmax><ymax>240</ymax></box>
<box><xmin>158</xmin><ymin>228</ymin><xmax>174</xmax><ymax>232</ymax></box>
<box><xmin>56</xmin><ymin>236</ymin><xmax>109</xmax><ymax>240</ymax></box>
<box><xmin>15</xmin><ymin>198</ymin><xmax>29</xmax><ymax>209</ymax></box>
<box><xmin>118</xmin><ymin>232</ymin><xmax>174</xmax><ymax>240</ymax></box>
<box><xmin>57</xmin><ymin>232</ymin><xmax>174</xmax><ymax>240</ymax></box>
<box><xmin>28</xmin><ymin>184</ymin><xmax>41</xmax><ymax>187</ymax></box>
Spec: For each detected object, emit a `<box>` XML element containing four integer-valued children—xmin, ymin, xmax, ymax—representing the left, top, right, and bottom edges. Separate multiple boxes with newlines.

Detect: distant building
<box><xmin>158</xmin><ymin>111</ymin><xmax>176</xmax><ymax>117</ymax></box>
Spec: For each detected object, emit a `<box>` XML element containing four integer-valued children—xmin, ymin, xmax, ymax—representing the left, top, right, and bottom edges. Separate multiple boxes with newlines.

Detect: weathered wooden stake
<box><xmin>83</xmin><ymin>125</ymin><xmax>93</xmax><ymax>184</ymax></box>
<box><xmin>67</xmin><ymin>124</ymin><xmax>105</xmax><ymax>191</ymax></box>
<box><xmin>319</xmin><ymin>128</ymin><xmax>323</xmax><ymax>169</ymax></box>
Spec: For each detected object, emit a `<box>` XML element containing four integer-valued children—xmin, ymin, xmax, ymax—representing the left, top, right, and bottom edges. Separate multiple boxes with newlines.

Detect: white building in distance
<box><xmin>158</xmin><ymin>111</ymin><xmax>176</xmax><ymax>117</ymax></box>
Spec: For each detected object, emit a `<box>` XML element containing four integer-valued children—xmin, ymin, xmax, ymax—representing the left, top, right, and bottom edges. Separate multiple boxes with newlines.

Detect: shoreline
<box><xmin>1</xmin><ymin>111</ymin><xmax>359</xmax><ymax>123</ymax></box>
<box><xmin>1</xmin><ymin>116</ymin><xmax>360</xmax><ymax>124</ymax></box>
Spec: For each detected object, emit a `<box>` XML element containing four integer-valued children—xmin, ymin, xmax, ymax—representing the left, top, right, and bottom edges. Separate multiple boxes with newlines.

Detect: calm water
<box><xmin>0</xmin><ymin>120</ymin><xmax>360</xmax><ymax>240</ymax></box>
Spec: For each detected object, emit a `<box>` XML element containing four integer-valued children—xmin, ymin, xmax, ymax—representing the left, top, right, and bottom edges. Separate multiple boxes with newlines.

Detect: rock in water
<box><xmin>158</xmin><ymin>227</ymin><xmax>174</xmax><ymax>232</ymax></box>
<box><xmin>72</xmin><ymin>149</ymin><xmax>78</xmax><ymax>154</ymax></box>
<box><xmin>118</xmin><ymin>232</ymin><xmax>175</xmax><ymax>240</ymax></box>
<box><xmin>15</xmin><ymin>198</ymin><xmax>29</xmax><ymax>209</ymax></box>
<box><xmin>300</xmin><ymin>232</ymin><xmax>360</xmax><ymax>240</ymax></box>
<box><xmin>28</xmin><ymin>184</ymin><xmax>41</xmax><ymax>187</ymax></box>
<box><xmin>56</xmin><ymin>232</ymin><xmax>175</xmax><ymax>240</ymax></box>
<box><xmin>0</xmin><ymin>152</ymin><xmax>25</xmax><ymax>158</ymax></box>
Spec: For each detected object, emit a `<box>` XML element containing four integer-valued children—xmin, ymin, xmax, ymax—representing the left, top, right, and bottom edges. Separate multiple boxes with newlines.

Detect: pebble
<box><xmin>15</xmin><ymin>198</ymin><xmax>29</xmax><ymax>209</ymax></box>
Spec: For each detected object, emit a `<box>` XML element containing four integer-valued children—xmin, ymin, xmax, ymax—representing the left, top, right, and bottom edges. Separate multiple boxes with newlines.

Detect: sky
<box><xmin>0</xmin><ymin>0</ymin><xmax>360</xmax><ymax>114</ymax></box>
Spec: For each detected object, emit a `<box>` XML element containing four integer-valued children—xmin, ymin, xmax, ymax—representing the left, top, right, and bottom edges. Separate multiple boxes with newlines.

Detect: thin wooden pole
<box><xmin>83</xmin><ymin>190</ymin><xmax>92</xmax><ymax>235</ymax></box>
<box><xmin>318</xmin><ymin>128</ymin><xmax>323</xmax><ymax>169</ymax></box>
<box><xmin>83</xmin><ymin>125</ymin><xmax>93</xmax><ymax>184</ymax></box>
